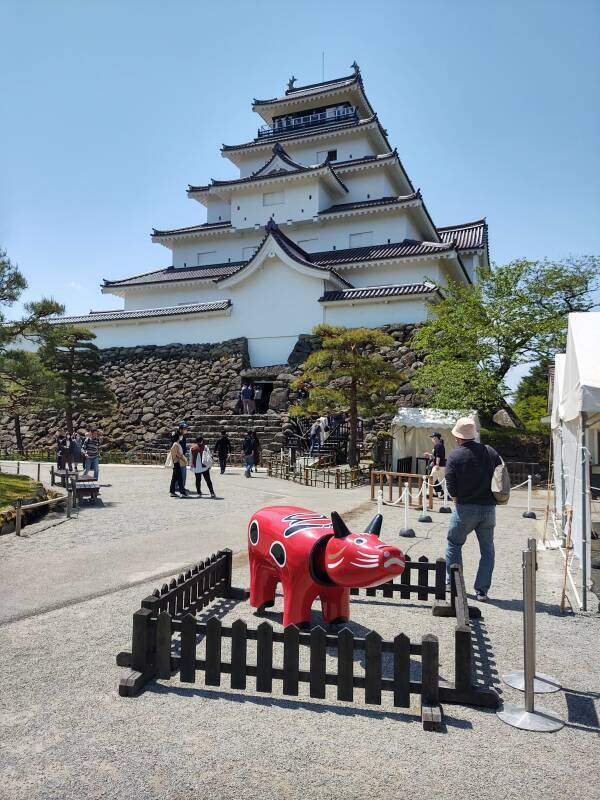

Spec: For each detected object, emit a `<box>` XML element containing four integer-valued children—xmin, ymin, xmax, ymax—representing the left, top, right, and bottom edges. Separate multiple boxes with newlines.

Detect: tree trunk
<box><xmin>65</xmin><ymin>346</ymin><xmax>74</xmax><ymax>435</ymax></box>
<box><xmin>14</xmin><ymin>414</ymin><xmax>24</xmax><ymax>455</ymax></box>
<box><xmin>347</xmin><ymin>380</ymin><xmax>358</xmax><ymax>467</ymax></box>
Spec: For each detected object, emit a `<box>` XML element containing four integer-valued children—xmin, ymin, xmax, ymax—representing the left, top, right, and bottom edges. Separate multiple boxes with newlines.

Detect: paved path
<box><xmin>1</xmin><ymin>462</ymin><xmax>599</xmax><ymax>800</ymax></box>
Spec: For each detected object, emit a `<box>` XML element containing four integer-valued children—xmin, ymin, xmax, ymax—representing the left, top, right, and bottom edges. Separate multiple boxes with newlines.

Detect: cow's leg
<box><xmin>249</xmin><ymin>557</ymin><xmax>278</xmax><ymax>610</ymax></box>
<box><xmin>282</xmin><ymin>579</ymin><xmax>316</xmax><ymax>628</ymax></box>
<box><xmin>320</xmin><ymin>587</ymin><xmax>350</xmax><ymax>624</ymax></box>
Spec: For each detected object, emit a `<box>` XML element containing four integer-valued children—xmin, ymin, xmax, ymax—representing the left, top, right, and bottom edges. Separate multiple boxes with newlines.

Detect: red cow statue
<box><xmin>248</xmin><ymin>505</ymin><xmax>406</xmax><ymax>627</ymax></box>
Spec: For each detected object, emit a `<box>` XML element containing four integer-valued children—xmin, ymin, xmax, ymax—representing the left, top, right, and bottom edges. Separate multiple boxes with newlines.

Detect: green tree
<box><xmin>411</xmin><ymin>256</ymin><xmax>599</xmax><ymax>419</ymax></box>
<box><xmin>0</xmin><ymin>248</ymin><xmax>64</xmax><ymax>356</ymax></box>
<box><xmin>0</xmin><ymin>350</ymin><xmax>62</xmax><ymax>453</ymax></box>
<box><xmin>512</xmin><ymin>360</ymin><xmax>551</xmax><ymax>431</ymax></box>
<box><xmin>289</xmin><ymin>325</ymin><xmax>403</xmax><ymax>467</ymax></box>
<box><xmin>40</xmin><ymin>326</ymin><xmax>115</xmax><ymax>434</ymax></box>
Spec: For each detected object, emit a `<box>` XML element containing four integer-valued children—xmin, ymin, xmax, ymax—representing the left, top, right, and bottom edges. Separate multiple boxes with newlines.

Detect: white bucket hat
<box><xmin>451</xmin><ymin>416</ymin><xmax>477</xmax><ymax>440</ymax></box>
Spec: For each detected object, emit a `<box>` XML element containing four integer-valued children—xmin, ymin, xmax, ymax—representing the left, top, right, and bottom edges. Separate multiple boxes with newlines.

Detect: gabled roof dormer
<box><xmin>216</xmin><ymin>219</ymin><xmax>352</xmax><ymax>289</ymax></box>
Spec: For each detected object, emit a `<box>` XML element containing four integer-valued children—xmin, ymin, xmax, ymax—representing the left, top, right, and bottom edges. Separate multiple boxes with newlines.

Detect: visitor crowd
<box><xmin>55</xmin><ymin>428</ymin><xmax>102</xmax><ymax>480</ymax></box>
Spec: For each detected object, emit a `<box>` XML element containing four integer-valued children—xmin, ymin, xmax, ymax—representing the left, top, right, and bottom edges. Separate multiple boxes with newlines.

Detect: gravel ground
<box><xmin>0</xmin><ymin>462</ymin><xmax>599</xmax><ymax>800</ymax></box>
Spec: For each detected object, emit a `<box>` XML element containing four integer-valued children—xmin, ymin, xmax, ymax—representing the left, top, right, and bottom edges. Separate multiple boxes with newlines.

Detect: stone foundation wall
<box><xmin>0</xmin><ymin>339</ymin><xmax>250</xmax><ymax>451</ymax></box>
<box><xmin>0</xmin><ymin>325</ymin><xmax>424</xmax><ymax>452</ymax></box>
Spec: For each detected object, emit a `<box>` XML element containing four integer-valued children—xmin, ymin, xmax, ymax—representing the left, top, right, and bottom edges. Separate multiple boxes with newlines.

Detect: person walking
<box><xmin>169</xmin><ymin>433</ymin><xmax>188</xmax><ymax>497</ymax></box>
<box><xmin>240</xmin><ymin>383</ymin><xmax>253</xmax><ymax>415</ymax></box>
<box><xmin>56</xmin><ymin>430</ymin><xmax>68</xmax><ymax>470</ymax></box>
<box><xmin>82</xmin><ymin>428</ymin><xmax>101</xmax><ymax>480</ymax></box>
<box><xmin>190</xmin><ymin>435</ymin><xmax>216</xmax><ymax>498</ymax></box>
<box><xmin>444</xmin><ymin>417</ymin><xmax>502</xmax><ymax>601</ymax></box>
<box><xmin>309</xmin><ymin>419</ymin><xmax>321</xmax><ymax>456</ymax></box>
<box><xmin>243</xmin><ymin>430</ymin><xmax>254</xmax><ymax>478</ymax></box>
<box><xmin>424</xmin><ymin>432</ymin><xmax>446</xmax><ymax>498</ymax></box>
<box><xmin>214</xmin><ymin>430</ymin><xmax>232</xmax><ymax>474</ymax></box>
<box><xmin>71</xmin><ymin>432</ymin><xmax>83</xmax><ymax>469</ymax></box>
<box><xmin>251</xmin><ymin>430</ymin><xmax>261</xmax><ymax>473</ymax></box>
<box><xmin>253</xmin><ymin>383</ymin><xmax>263</xmax><ymax>413</ymax></box>
<box><xmin>173</xmin><ymin>422</ymin><xmax>189</xmax><ymax>490</ymax></box>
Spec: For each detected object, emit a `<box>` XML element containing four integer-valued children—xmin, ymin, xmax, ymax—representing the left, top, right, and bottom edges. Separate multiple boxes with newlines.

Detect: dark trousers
<box><xmin>195</xmin><ymin>470</ymin><xmax>214</xmax><ymax>494</ymax></box>
<box><xmin>170</xmin><ymin>463</ymin><xmax>186</xmax><ymax>494</ymax></box>
<box><xmin>218</xmin><ymin>454</ymin><xmax>228</xmax><ymax>474</ymax></box>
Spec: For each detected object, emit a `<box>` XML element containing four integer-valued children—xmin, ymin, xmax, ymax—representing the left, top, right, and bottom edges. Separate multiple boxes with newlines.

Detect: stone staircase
<box><xmin>150</xmin><ymin>413</ymin><xmax>286</xmax><ymax>459</ymax></box>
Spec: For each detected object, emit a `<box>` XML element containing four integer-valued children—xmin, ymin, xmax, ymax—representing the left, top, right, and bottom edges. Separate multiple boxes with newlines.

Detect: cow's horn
<box><xmin>364</xmin><ymin>514</ymin><xmax>383</xmax><ymax>537</ymax></box>
<box><xmin>331</xmin><ymin>511</ymin><xmax>351</xmax><ymax>539</ymax></box>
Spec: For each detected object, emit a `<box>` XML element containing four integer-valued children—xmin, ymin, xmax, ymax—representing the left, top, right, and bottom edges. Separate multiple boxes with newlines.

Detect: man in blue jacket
<box><xmin>444</xmin><ymin>417</ymin><xmax>502</xmax><ymax>601</ymax></box>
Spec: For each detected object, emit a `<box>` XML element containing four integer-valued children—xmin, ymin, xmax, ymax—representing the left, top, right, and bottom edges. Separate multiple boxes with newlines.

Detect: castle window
<box><xmin>317</xmin><ymin>149</ymin><xmax>337</xmax><ymax>162</ymax></box>
<box><xmin>263</xmin><ymin>190</ymin><xmax>284</xmax><ymax>206</ymax></box>
<box><xmin>197</xmin><ymin>251</ymin><xmax>217</xmax><ymax>265</ymax></box>
<box><xmin>348</xmin><ymin>231</ymin><xmax>373</xmax><ymax>248</ymax></box>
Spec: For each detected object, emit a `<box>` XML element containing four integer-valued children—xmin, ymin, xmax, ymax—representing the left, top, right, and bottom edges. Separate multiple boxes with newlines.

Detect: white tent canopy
<box><xmin>390</xmin><ymin>407</ymin><xmax>480</xmax><ymax>473</ymax></box>
<box><xmin>559</xmin><ymin>312</ymin><xmax>600</xmax><ymax>425</ymax></box>
<box><xmin>551</xmin><ymin>312</ymin><xmax>600</xmax><ymax>610</ymax></box>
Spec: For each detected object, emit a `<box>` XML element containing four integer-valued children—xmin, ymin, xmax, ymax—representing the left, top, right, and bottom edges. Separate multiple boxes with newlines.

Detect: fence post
<box><xmin>523</xmin><ymin>475</ymin><xmax>536</xmax><ymax>519</ymax></box>
<box><xmin>16</xmin><ymin>461</ymin><xmax>20</xmax><ymax>475</ymax></box>
<box><xmin>130</xmin><ymin>608</ymin><xmax>155</xmax><ymax>675</ymax></box>
<box><xmin>400</xmin><ymin>483</ymin><xmax>415</xmax><ymax>538</ymax></box>
<box><xmin>439</xmin><ymin>478</ymin><xmax>452</xmax><ymax>513</ymax></box>
<box><xmin>70</xmin><ymin>475</ymin><xmax>78</xmax><ymax>508</ymax></box>
<box><xmin>66</xmin><ymin>487</ymin><xmax>72</xmax><ymax>519</ymax></box>
<box><xmin>15</xmin><ymin>499</ymin><xmax>23</xmax><ymax>536</ymax></box>
<box><xmin>37</xmin><ymin>462</ymin><xmax>41</xmax><ymax>482</ymax></box>
<box><xmin>421</xmin><ymin>634</ymin><xmax>442</xmax><ymax>731</ymax></box>
<box><xmin>50</xmin><ymin>465</ymin><xmax>55</xmax><ymax>486</ymax></box>
<box><xmin>454</xmin><ymin>624</ymin><xmax>472</xmax><ymax>693</ymax></box>
<box><xmin>418</xmin><ymin>478</ymin><xmax>432</xmax><ymax>523</ymax></box>
<box><xmin>370</xmin><ymin>469</ymin><xmax>375</xmax><ymax>500</ymax></box>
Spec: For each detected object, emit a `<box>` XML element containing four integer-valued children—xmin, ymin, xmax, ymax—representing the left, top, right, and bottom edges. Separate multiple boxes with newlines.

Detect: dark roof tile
<box><xmin>438</xmin><ymin>219</ymin><xmax>487</xmax><ymax>251</ymax></box>
<box><xmin>319</xmin><ymin>283</ymin><xmax>438</xmax><ymax>302</ymax></box>
<box><xmin>49</xmin><ymin>301</ymin><xmax>232</xmax><ymax>325</ymax></box>
<box><xmin>310</xmin><ymin>239</ymin><xmax>454</xmax><ymax>267</ymax></box>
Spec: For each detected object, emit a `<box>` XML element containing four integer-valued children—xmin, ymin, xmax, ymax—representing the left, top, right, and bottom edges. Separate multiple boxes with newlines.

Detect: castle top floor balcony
<box><xmin>257</xmin><ymin>105</ymin><xmax>358</xmax><ymax>139</ymax></box>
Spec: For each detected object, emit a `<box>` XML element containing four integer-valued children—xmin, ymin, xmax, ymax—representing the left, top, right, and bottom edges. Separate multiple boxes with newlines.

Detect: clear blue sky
<box><xmin>2</xmin><ymin>0</ymin><xmax>599</xmax><ymax>326</ymax></box>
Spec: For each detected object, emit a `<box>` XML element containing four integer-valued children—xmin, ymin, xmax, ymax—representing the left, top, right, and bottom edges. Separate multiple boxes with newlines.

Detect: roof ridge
<box><xmin>437</xmin><ymin>218</ymin><xmax>487</xmax><ymax>231</ymax></box>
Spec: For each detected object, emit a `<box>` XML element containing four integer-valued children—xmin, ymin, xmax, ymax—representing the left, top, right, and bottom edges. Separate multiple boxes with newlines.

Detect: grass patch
<box><xmin>0</xmin><ymin>473</ymin><xmax>38</xmax><ymax>509</ymax></box>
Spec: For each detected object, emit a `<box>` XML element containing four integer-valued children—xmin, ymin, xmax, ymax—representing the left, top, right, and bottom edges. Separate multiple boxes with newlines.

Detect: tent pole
<box><xmin>581</xmin><ymin>413</ymin><xmax>588</xmax><ymax>612</ymax></box>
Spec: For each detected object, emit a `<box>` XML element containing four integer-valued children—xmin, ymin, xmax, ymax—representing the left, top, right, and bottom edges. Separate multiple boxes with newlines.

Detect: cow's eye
<box><xmin>354</xmin><ymin>537</ymin><xmax>366</xmax><ymax>545</ymax></box>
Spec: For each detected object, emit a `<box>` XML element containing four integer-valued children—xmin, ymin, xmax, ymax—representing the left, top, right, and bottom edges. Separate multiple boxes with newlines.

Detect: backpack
<box><xmin>486</xmin><ymin>446</ymin><xmax>510</xmax><ymax>505</ymax></box>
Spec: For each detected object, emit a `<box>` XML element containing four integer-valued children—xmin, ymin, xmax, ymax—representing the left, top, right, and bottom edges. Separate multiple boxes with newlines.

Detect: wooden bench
<box><xmin>50</xmin><ymin>467</ymin><xmax>82</xmax><ymax>488</ymax></box>
<box><xmin>72</xmin><ymin>479</ymin><xmax>101</xmax><ymax>504</ymax></box>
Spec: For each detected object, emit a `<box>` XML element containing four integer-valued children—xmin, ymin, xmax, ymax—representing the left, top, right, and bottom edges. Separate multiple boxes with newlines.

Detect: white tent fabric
<box><xmin>559</xmin><ymin>312</ymin><xmax>600</xmax><ymax>424</ymax></box>
<box><xmin>390</xmin><ymin>408</ymin><xmax>479</xmax><ymax>471</ymax></box>
<box><xmin>551</xmin><ymin>354</ymin><xmax>566</xmax><ymax>515</ymax></box>
<box><xmin>551</xmin><ymin>313</ymin><xmax>600</xmax><ymax>610</ymax></box>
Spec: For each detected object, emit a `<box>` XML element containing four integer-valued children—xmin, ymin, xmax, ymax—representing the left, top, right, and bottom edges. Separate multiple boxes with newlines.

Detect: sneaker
<box><xmin>170</xmin><ymin>492</ymin><xmax>179</xmax><ymax>498</ymax></box>
<box><xmin>197</xmin><ymin>491</ymin><xmax>203</xmax><ymax>497</ymax></box>
<box><xmin>210</xmin><ymin>493</ymin><xmax>216</xmax><ymax>499</ymax></box>
<box><xmin>475</xmin><ymin>591</ymin><xmax>489</xmax><ymax>602</ymax></box>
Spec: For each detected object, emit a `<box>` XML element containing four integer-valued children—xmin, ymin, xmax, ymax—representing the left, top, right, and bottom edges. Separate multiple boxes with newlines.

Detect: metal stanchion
<box><xmin>418</xmin><ymin>477</ymin><xmax>432</xmax><ymax>523</ymax></box>
<box><xmin>523</xmin><ymin>474</ymin><xmax>536</xmax><ymax>519</ymax></box>
<box><xmin>399</xmin><ymin>483</ymin><xmax>415</xmax><ymax>538</ymax></box>
<box><xmin>66</xmin><ymin>487</ymin><xmax>72</xmax><ymax>519</ymax></box>
<box><xmin>36</xmin><ymin>462</ymin><xmax>41</xmax><ymax>482</ymax></box>
<box><xmin>498</xmin><ymin>541</ymin><xmax>564</xmax><ymax>731</ymax></box>
<box><xmin>439</xmin><ymin>478</ymin><xmax>451</xmax><ymax>513</ymax></box>
<box><xmin>16</xmin><ymin>461</ymin><xmax>20</xmax><ymax>475</ymax></box>
<box><xmin>502</xmin><ymin>538</ymin><xmax>562</xmax><ymax>694</ymax></box>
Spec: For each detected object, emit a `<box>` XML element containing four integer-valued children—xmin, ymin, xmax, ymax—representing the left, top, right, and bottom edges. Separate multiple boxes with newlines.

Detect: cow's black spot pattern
<box><xmin>249</xmin><ymin>521</ymin><xmax>259</xmax><ymax>545</ymax></box>
<box><xmin>269</xmin><ymin>542</ymin><xmax>286</xmax><ymax>567</ymax></box>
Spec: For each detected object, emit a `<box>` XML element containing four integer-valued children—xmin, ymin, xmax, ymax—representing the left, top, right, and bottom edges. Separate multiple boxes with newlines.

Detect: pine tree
<box><xmin>289</xmin><ymin>325</ymin><xmax>402</xmax><ymax>467</ymax></box>
<box><xmin>40</xmin><ymin>326</ymin><xmax>115</xmax><ymax>434</ymax></box>
<box><xmin>0</xmin><ymin>350</ymin><xmax>62</xmax><ymax>453</ymax></box>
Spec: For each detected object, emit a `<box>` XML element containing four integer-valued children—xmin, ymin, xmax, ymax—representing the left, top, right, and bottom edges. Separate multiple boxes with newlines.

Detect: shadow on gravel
<box><xmin>171</xmin><ymin>598</ymin><xmax>243</xmax><ymax>655</ymax></box>
<box><xmin>483</xmin><ymin>597</ymin><xmax>567</xmax><ymax>617</ymax></box>
<box><xmin>146</xmin><ymin>683</ymin><xmax>473</xmax><ymax>731</ymax></box>
<box><xmin>563</xmin><ymin>687</ymin><xmax>600</xmax><ymax>734</ymax></box>
<box><xmin>470</xmin><ymin>618</ymin><xmax>501</xmax><ymax>695</ymax></box>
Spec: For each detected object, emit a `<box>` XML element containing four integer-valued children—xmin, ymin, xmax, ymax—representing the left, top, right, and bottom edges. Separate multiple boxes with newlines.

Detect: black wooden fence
<box><xmin>117</xmin><ymin>550</ymin><xmax>499</xmax><ymax>728</ymax></box>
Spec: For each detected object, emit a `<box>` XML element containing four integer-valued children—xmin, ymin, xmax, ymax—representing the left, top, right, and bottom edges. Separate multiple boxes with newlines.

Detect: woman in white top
<box><xmin>189</xmin><ymin>435</ymin><xmax>216</xmax><ymax>498</ymax></box>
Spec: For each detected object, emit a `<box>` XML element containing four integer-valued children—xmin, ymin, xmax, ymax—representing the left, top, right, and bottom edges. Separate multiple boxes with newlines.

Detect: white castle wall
<box><xmin>322</xmin><ymin>297</ymin><xmax>427</xmax><ymax>327</ymax></box>
<box><xmin>236</xmin><ymin>131</ymin><xmax>379</xmax><ymax>177</ymax></box>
